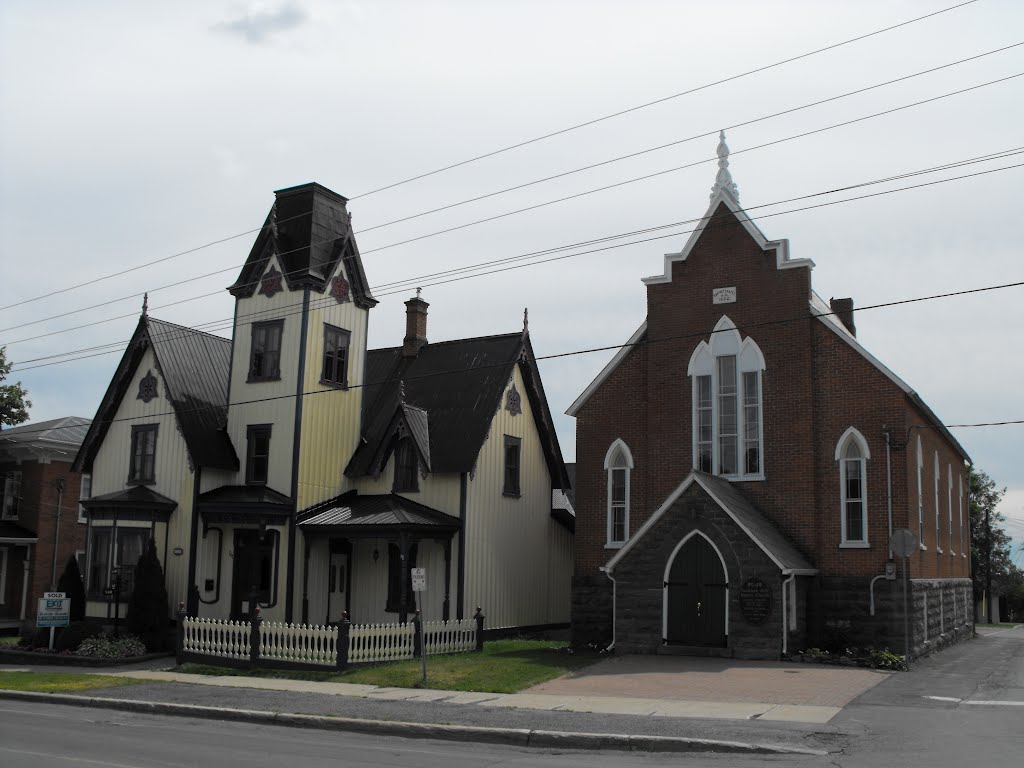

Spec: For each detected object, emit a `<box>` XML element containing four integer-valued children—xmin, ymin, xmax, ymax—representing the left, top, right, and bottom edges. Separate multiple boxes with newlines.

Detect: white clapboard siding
<box><xmin>348</xmin><ymin>622</ymin><xmax>415</xmax><ymax>663</ymax></box>
<box><xmin>259</xmin><ymin>621</ymin><xmax>338</xmax><ymax>666</ymax></box>
<box><xmin>182</xmin><ymin>617</ymin><xmax>250</xmax><ymax>660</ymax></box>
<box><xmin>423</xmin><ymin>619</ymin><xmax>477</xmax><ymax>655</ymax></box>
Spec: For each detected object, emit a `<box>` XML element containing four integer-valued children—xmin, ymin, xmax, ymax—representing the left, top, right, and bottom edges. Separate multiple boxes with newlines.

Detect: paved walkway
<box><xmin>103</xmin><ymin>652</ymin><xmax>889</xmax><ymax>724</ymax></box>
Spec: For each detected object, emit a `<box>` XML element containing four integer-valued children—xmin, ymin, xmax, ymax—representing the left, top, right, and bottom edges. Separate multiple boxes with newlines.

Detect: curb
<box><xmin>0</xmin><ymin>690</ymin><xmax>826</xmax><ymax>755</ymax></box>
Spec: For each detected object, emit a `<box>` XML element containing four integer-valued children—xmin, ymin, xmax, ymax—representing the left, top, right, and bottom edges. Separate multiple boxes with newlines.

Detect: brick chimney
<box><xmin>402</xmin><ymin>291</ymin><xmax>429</xmax><ymax>357</ymax></box>
<box><xmin>830</xmin><ymin>297</ymin><xmax>856</xmax><ymax>337</ymax></box>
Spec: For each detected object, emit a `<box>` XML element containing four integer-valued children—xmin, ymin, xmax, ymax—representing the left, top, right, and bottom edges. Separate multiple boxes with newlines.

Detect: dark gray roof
<box><xmin>196</xmin><ymin>485</ymin><xmax>292</xmax><ymax>508</ymax></box>
<box><xmin>228</xmin><ymin>182</ymin><xmax>376</xmax><ymax>309</ymax></box>
<box><xmin>695</xmin><ymin>472</ymin><xmax>815</xmax><ymax>573</ymax></box>
<box><xmin>0</xmin><ymin>520</ymin><xmax>38</xmax><ymax>542</ymax></box>
<box><xmin>346</xmin><ymin>333</ymin><xmax>569</xmax><ymax>486</ymax></box>
<box><xmin>74</xmin><ymin>316</ymin><xmax>238</xmax><ymax>473</ymax></box>
<box><xmin>81</xmin><ymin>486</ymin><xmax>178</xmax><ymax>521</ymax></box>
<box><xmin>0</xmin><ymin>416</ymin><xmax>90</xmax><ymax>445</ymax></box>
<box><xmin>299</xmin><ymin>492</ymin><xmax>460</xmax><ymax>532</ymax></box>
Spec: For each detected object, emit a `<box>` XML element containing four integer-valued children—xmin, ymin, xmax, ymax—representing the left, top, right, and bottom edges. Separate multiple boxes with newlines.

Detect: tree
<box><xmin>125</xmin><ymin>539</ymin><xmax>170</xmax><ymax>651</ymax></box>
<box><xmin>0</xmin><ymin>346</ymin><xmax>31</xmax><ymax>428</ymax></box>
<box><xmin>57</xmin><ymin>555</ymin><xmax>87</xmax><ymax>622</ymax></box>
<box><xmin>969</xmin><ymin>469</ymin><xmax>1018</xmax><ymax>620</ymax></box>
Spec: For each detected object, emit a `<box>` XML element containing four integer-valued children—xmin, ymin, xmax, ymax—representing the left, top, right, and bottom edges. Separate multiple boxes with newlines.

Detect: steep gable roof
<box><xmin>228</xmin><ymin>182</ymin><xmax>376</xmax><ymax>309</ymax></box>
<box><xmin>347</xmin><ymin>332</ymin><xmax>569</xmax><ymax>485</ymax></box>
<box><xmin>0</xmin><ymin>416</ymin><xmax>90</xmax><ymax>446</ymax></box>
<box><xmin>74</xmin><ymin>315</ymin><xmax>238</xmax><ymax>473</ymax></box>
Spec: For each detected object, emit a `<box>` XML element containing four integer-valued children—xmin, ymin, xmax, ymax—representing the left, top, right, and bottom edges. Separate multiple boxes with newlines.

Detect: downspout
<box><xmin>600</xmin><ymin>566</ymin><xmax>616</xmax><ymax>652</ymax></box>
<box><xmin>457</xmin><ymin>472</ymin><xmax>467</xmax><ymax>621</ymax></box>
<box><xmin>286</xmin><ymin>286</ymin><xmax>312</xmax><ymax>623</ymax></box>
<box><xmin>883</xmin><ymin>426</ymin><xmax>894</xmax><ymax>559</ymax></box>
<box><xmin>782</xmin><ymin>572</ymin><xmax>795</xmax><ymax>656</ymax></box>
<box><xmin>51</xmin><ymin>479</ymin><xmax>65</xmax><ymax>589</ymax></box>
<box><xmin>186</xmin><ymin>466</ymin><xmax>202</xmax><ymax>615</ymax></box>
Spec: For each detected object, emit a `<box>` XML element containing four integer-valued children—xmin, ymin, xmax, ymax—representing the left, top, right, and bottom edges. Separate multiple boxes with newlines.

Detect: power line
<box><xmin>8</xmin><ymin>150</ymin><xmax>1024</xmax><ymax>369</ymax></box>
<box><xmin>347</xmin><ymin>0</ymin><xmax>982</xmax><ymax>199</ymax></box>
<box><xmin>5</xmin><ymin>65</ymin><xmax>1021</xmax><ymax>348</ymax></box>
<box><xmin>0</xmin><ymin>3</ymin><xmax>988</xmax><ymax>317</ymax></box>
<box><xmin>5</xmin><ymin>275</ymin><xmax>1024</xmax><ymax>440</ymax></box>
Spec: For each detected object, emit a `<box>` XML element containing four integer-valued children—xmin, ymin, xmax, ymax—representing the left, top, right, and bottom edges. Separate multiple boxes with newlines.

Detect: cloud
<box><xmin>215</xmin><ymin>2</ymin><xmax>308</xmax><ymax>44</ymax></box>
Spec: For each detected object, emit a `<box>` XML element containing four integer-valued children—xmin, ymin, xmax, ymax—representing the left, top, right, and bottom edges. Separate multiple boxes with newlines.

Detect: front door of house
<box><xmin>327</xmin><ymin>552</ymin><xmax>349</xmax><ymax>623</ymax></box>
<box><xmin>231</xmin><ymin>529</ymin><xmax>275</xmax><ymax>620</ymax></box>
<box><xmin>665</xmin><ymin>535</ymin><xmax>728</xmax><ymax>646</ymax></box>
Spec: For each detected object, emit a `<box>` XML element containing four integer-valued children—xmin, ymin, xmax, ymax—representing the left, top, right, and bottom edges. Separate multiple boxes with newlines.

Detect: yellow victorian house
<box><xmin>74</xmin><ymin>183</ymin><xmax>574</xmax><ymax>632</ymax></box>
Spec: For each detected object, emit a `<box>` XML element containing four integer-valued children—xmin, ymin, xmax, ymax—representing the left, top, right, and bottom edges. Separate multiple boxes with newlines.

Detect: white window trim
<box><xmin>947</xmin><ymin>465</ymin><xmax>954</xmax><ymax>557</ymax></box>
<box><xmin>2</xmin><ymin>471</ymin><xmax>22</xmax><ymax>522</ymax></box>
<box><xmin>836</xmin><ymin>427</ymin><xmax>870</xmax><ymax>548</ymax></box>
<box><xmin>916</xmin><ymin>437</ymin><xmax>926</xmax><ymax>550</ymax></box>
<box><xmin>934</xmin><ymin>451</ymin><xmax>942</xmax><ymax>553</ymax></box>
<box><xmin>604</xmin><ymin>439</ymin><xmax>634</xmax><ymax>548</ymax></box>
<box><xmin>0</xmin><ymin>546</ymin><xmax>7</xmax><ymax>604</ymax></box>
<box><xmin>78</xmin><ymin>473</ymin><xmax>92</xmax><ymax>524</ymax></box>
<box><xmin>688</xmin><ymin>316</ymin><xmax>765</xmax><ymax>481</ymax></box>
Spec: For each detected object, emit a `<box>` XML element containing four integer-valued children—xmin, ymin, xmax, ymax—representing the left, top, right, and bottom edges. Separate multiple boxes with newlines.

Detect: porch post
<box><xmin>399</xmin><ymin>532</ymin><xmax>411</xmax><ymax>624</ymax></box>
<box><xmin>302</xmin><ymin>537</ymin><xmax>311</xmax><ymax>624</ymax></box>
<box><xmin>442</xmin><ymin>538</ymin><xmax>452</xmax><ymax>621</ymax></box>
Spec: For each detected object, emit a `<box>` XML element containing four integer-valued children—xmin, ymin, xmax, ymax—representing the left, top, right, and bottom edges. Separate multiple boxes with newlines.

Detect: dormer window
<box><xmin>249</xmin><ymin>320</ymin><xmax>283</xmax><ymax>381</ymax></box>
<box><xmin>393</xmin><ymin>438</ymin><xmax>418</xmax><ymax>493</ymax></box>
<box><xmin>688</xmin><ymin>316</ymin><xmax>765</xmax><ymax>479</ymax></box>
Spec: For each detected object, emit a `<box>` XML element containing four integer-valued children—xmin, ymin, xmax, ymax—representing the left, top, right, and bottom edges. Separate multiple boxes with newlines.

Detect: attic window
<box><xmin>503</xmin><ymin>435</ymin><xmax>522</xmax><ymax>497</ymax></box>
<box><xmin>393</xmin><ymin>439</ymin><xmax>419</xmax><ymax>493</ymax></box>
<box><xmin>321</xmin><ymin>324</ymin><xmax>350</xmax><ymax>388</ymax></box>
<box><xmin>249</xmin><ymin>320</ymin><xmax>283</xmax><ymax>381</ymax></box>
<box><xmin>128</xmin><ymin>425</ymin><xmax>158</xmax><ymax>485</ymax></box>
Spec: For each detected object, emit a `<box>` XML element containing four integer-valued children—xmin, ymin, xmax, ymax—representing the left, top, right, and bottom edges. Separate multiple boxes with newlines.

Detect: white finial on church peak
<box><xmin>710</xmin><ymin>130</ymin><xmax>739</xmax><ymax>202</ymax></box>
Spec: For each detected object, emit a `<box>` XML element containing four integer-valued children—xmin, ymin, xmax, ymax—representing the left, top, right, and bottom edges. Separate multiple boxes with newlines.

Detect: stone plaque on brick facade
<box><xmin>739</xmin><ymin>577</ymin><xmax>772</xmax><ymax>625</ymax></box>
<box><xmin>712</xmin><ymin>286</ymin><xmax>736</xmax><ymax>304</ymax></box>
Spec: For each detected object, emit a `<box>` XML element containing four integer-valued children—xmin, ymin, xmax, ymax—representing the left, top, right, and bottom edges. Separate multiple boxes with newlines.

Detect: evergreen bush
<box><xmin>125</xmin><ymin>538</ymin><xmax>170</xmax><ymax>651</ymax></box>
<box><xmin>57</xmin><ymin>555</ymin><xmax>87</xmax><ymax>622</ymax></box>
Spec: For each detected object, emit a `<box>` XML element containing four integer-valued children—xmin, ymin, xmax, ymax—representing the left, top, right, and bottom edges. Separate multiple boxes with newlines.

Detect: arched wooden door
<box><xmin>665</xmin><ymin>534</ymin><xmax>728</xmax><ymax>646</ymax></box>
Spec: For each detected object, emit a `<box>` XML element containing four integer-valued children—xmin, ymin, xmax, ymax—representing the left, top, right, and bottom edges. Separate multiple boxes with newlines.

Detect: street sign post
<box><xmin>412</xmin><ymin>568</ymin><xmax>427</xmax><ymax>683</ymax></box>
<box><xmin>37</xmin><ymin>591</ymin><xmax>70</xmax><ymax>651</ymax></box>
<box><xmin>890</xmin><ymin>529</ymin><xmax>919</xmax><ymax>669</ymax></box>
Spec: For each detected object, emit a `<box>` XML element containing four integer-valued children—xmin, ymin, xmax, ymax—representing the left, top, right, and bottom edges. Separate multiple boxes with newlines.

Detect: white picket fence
<box><xmin>260</xmin><ymin>621</ymin><xmax>339</xmax><ymax>666</ymax></box>
<box><xmin>181</xmin><ymin>616</ymin><xmax>251</xmax><ymax>661</ymax></box>
<box><xmin>179</xmin><ymin>615</ymin><xmax>479</xmax><ymax>668</ymax></box>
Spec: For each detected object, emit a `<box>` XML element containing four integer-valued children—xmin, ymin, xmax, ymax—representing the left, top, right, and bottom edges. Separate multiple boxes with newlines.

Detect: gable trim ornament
<box><xmin>259</xmin><ymin>265</ymin><xmax>284</xmax><ymax>297</ymax></box>
<box><xmin>330</xmin><ymin>274</ymin><xmax>351</xmax><ymax>303</ymax></box>
<box><xmin>506</xmin><ymin>382</ymin><xmax>523</xmax><ymax>416</ymax></box>
<box><xmin>137</xmin><ymin>370</ymin><xmax>159</xmax><ymax>403</ymax></box>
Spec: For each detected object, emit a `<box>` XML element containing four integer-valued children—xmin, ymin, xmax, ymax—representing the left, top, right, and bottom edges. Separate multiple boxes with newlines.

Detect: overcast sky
<box><xmin>1</xmin><ymin>0</ymin><xmax>1021</xmax><ymax>563</ymax></box>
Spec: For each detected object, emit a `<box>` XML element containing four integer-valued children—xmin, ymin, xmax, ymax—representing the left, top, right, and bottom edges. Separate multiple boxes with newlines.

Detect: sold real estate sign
<box><xmin>36</xmin><ymin>591</ymin><xmax>71</xmax><ymax>628</ymax></box>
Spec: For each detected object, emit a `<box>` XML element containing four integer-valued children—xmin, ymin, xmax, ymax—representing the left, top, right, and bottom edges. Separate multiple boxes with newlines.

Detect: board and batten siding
<box><xmin>225</xmin><ymin>255</ymin><xmax>302</xmax><ymax>495</ymax></box>
<box><xmin>297</xmin><ymin>263</ymin><xmax>369</xmax><ymax>511</ymax></box>
<box><xmin>464</xmin><ymin>364</ymin><xmax>569</xmax><ymax>629</ymax></box>
<box><xmin>88</xmin><ymin>347</ymin><xmax>195</xmax><ymax>613</ymax></box>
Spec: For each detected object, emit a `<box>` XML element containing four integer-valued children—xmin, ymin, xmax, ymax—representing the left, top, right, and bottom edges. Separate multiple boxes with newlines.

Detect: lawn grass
<box><xmin>0</xmin><ymin>635</ymin><xmax>20</xmax><ymax>647</ymax></box>
<box><xmin>0</xmin><ymin>671</ymin><xmax>147</xmax><ymax>693</ymax></box>
<box><xmin>177</xmin><ymin>639</ymin><xmax>599</xmax><ymax>693</ymax></box>
<box><xmin>976</xmin><ymin>622</ymin><xmax>1021</xmax><ymax>629</ymax></box>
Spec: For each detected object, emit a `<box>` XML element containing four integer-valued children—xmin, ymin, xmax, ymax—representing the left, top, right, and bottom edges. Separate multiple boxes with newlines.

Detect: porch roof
<box><xmin>0</xmin><ymin>520</ymin><xmax>38</xmax><ymax>543</ymax></box>
<box><xmin>195</xmin><ymin>484</ymin><xmax>293</xmax><ymax>526</ymax></box>
<box><xmin>298</xmin><ymin>491</ymin><xmax>459</xmax><ymax>535</ymax></box>
<box><xmin>80</xmin><ymin>485</ymin><xmax>178</xmax><ymax>521</ymax></box>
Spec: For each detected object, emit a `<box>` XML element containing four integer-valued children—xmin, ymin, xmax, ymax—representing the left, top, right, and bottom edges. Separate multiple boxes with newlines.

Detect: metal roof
<box><xmin>299</xmin><ymin>492</ymin><xmax>460</xmax><ymax>531</ymax></box>
<box><xmin>0</xmin><ymin>416</ymin><xmax>91</xmax><ymax>445</ymax></box>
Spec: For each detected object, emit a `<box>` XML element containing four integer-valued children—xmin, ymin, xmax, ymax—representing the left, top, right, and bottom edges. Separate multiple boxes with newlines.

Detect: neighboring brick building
<box><xmin>0</xmin><ymin>417</ymin><xmax>91</xmax><ymax>631</ymax></box>
<box><xmin>567</xmin><ymin>134</ymin><xmax>972</xmax><ymax>660</ymax></box>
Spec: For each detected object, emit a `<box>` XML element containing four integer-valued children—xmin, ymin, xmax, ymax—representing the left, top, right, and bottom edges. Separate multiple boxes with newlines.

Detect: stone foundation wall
<box><xmin>570</xmin><ymin>574</ymin><xmax>613</xmax><ymax>650</ymax></box>
<box><xmin>911</xmin><ymin>578</ymin><xmax>973</xmax><ymax>659</ymax></box>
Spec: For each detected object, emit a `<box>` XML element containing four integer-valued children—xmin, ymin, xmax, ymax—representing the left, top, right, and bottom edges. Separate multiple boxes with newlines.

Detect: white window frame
<box><xmin>78</xmin><ymin>473</ymin><xmax>92</xmax><ymax>524</ymax></box>
<box><xmin>836</xmin><ymin>427</ymin><xmax>870</xmax><ymax>548</ymax></box>
<box><xmin>916</xmin><ymin>437</ymin><xmax>926</xmax><ymax>550</ymax></box>
<box><xmin>604</xmin><ymin>439</ymin><xmax>634</xmax><ymax>548</ymax></box>
<box><xmin>2</xmin><ymin>471</ymin><xmax>22</xmax><ymax>521</ymax></box>
<box><xmin>688</xmin><ymin>316</ymin><xmax>765</xmax><ymax>481</ymax></box>
<box><xmin>947</xmin><ymin>465</ymin><xmax>954</xmax><ymax>557</ymax></box>
<box><xmin>934</xmin><ymin>451</ymin><xmax>942</xmax><ymax>553</ymax></box>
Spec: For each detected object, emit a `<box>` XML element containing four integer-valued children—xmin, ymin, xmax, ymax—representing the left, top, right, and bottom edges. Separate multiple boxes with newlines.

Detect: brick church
<box><xmin>567</xmin><ymin>133</ymin><xmax>973</xmax><ymax>660</ymax></box>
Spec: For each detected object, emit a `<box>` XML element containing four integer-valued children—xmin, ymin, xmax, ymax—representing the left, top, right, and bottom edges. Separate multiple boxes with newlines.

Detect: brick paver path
<box><xmin>526</xmin><ymin>655</ymin><xmax>888</xmax><ymax>708</ymax></box>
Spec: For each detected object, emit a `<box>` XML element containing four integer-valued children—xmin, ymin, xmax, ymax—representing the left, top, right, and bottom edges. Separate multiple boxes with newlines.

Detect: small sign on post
<box><xmin>37</xmin><ymin>592</ymin><xmax>70</xmax><ymax>651</ymax></box>
<box><xmin>411</xmin><ymin>568</ymin><xmax>427</xmax><ymax>683</ymax></box>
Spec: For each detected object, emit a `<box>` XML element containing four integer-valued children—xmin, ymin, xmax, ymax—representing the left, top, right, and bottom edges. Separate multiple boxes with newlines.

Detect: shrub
<box><xmin>76</xmin><ymin>634</ymin><xmax>147</xmax><ymax>659</ymax></box>
<box><xmin>125</xmin><ymin>539</ymin><xmax>170</xmax><ymax>651</ymax></box>
<box><xmin>58</xmin><ymin>555</ymin><xmax>87</xmax><ymax>622</ymax></box>
<box><xmin>55</xmin><ymin>621</ymin><xmax>104</xmax><ymax>652</ymax></box>
<box><xmin>867</xmin><ymin>648</ymin><xmax>907</xmax><ymax>671</ymax></box>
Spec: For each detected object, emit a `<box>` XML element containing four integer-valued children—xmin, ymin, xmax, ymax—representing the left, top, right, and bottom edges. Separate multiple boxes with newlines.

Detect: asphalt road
<box><xmin>0</xmin><ymin>627</ymin><xmax>1020</xmax><ymax>767</ymax></box>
